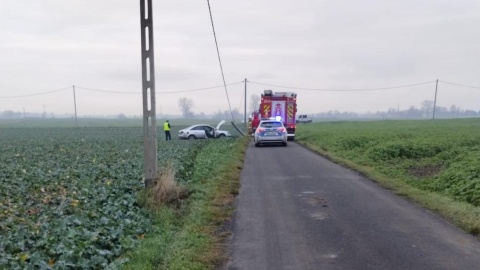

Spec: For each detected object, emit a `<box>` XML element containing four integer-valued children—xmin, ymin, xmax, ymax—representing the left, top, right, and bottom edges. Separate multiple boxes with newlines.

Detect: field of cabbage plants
<box><xmin>0</xmin><ymin>126</ymin><xmax>229</xmax><ymax>269</ymax></box>
<box><xmin>296</xmin><ymin>118</ymin><xmax>480</xmax><ymax>207</ymax></box>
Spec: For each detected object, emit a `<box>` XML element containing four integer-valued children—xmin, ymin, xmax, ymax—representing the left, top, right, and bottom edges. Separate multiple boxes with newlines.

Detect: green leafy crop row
<box><xmin>0</xmin><ymin>127</ymin><xmax>210</xmax><ymax>269</ymax></box>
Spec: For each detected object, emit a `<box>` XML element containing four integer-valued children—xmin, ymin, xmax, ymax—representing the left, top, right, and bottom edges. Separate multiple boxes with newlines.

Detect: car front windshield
<box><xmin>260</xmin><ymin>122</ymin><xmax>282</xmax><ymax>128</ymax></box>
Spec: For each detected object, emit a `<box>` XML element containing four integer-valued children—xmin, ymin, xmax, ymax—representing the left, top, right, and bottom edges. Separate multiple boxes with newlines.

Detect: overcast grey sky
<box><xmin>1</xmin><ymin>0</ymin><xmax>479</xmax><ymax>117</ymax></box>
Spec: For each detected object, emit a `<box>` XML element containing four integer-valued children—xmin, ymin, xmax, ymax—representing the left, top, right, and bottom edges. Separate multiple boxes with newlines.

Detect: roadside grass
<box><xmin>140</xmin><ymin>161</ymin><xmax>187</xmax><ymax>209</ymax></box>
<box><xmin>124</xmin><ymin>136</ymin><xmax>249</xmax><ymax>269</ymax></box>
<box><xmin>296</xmin><ymin>119</ymin><xmax>480</xmax><ymax>238</ymax></box>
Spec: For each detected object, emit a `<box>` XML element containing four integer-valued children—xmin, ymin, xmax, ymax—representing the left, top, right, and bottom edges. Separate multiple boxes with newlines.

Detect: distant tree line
<box><xmin>2</xmin><ymin>99</ymin><xmax>479</xmax><ymax>120</ymax></box>
<box><xmin>176</xmin><ymin>97</ymin><xmax>244</xmax><ymax>120</ymax></box>
<box><xmin>0</xmin><ymin>110</ymin><xmax>23</xmax><ymax>118</ymax></box>
<box><xmin>0</xmin><ymin>110</ymin><xmax>57</xmax><ymax>119</ymax></box>
<box><xmin>311</xmin><ymin>100</ymin><xmax>480</xmax><ymax>120</ymax></box>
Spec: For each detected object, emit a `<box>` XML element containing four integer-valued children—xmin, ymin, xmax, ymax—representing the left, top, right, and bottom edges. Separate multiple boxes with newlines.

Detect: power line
<box><xmin>4</xmin><ymin>80</ymin><xmax>478</xmax><ymax>100</ymax></box>
<box><xmin>75</xmin><ymin>82</ymin><xmax>244</xmax><ymax>95</ymax></box>
<box><xmin>0</xmin><ymin>86</ymin><xmax>71</xmax><ymax>98</ymax></box>
<box><xmin>248</xmin><ymin>81</ymin><xmax>436</xmax><ymax>92</ymax></box>
<box><xmin>75</xmin><ymin>86</ymin><xmax>139</xmax><ymax>94</ymax></box>
<box><xmin>206</xmin><ymin>0</ymin><xmax>235</xmax><ymax>122</ymax></box>
<box><xmin>439</xmin><ymin>80</ymin><xmax>480</xmax><ymax>90</ymax></box>
<box><xmin>161</xmin><ymin>81</ymin><xmax>243</xmax><ymax>94</ymax></box>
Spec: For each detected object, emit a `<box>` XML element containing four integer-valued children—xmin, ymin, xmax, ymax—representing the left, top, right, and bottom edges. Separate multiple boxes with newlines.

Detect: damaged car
<box><xmin>178</xmin><ymin>120</ymin><xmax>231</xmax><ymax>140</ymax></box>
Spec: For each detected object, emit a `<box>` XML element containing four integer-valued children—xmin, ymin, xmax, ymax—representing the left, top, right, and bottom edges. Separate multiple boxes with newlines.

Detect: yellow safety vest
<box><xmin>164</xmin><ymin>122</ymin><xmax>170</xmax><ymax>131</ymax></box>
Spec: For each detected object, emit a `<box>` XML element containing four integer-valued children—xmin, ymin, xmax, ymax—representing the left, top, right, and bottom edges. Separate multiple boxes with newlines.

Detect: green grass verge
<box><xmin>124</xmin><ymin>137</ymin><xmax>249</xmax><ymax>269</ymax></box>
<box><xmin>296</xmin><ymin>119</ymin><xmax>480</xmax><ymax>238</ymax></box>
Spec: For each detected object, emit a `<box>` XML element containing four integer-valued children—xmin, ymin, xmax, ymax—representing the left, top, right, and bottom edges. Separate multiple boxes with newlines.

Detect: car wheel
<box><xmin>218</xmin><ymin>134</ymin><xmax>226</xmax><ymax>138</ymax></box>
<box><xmin>255</xmin><ymin>142</ymin><xmax>260</xmax><ymax>147</ymax></box>
<box><xmin>188</xmin><ymin>135</ymin><xmax>196</xmax><ymax>140</ymax></box>
<box><xmin>282</xmin><ymin>142</ymin><xmax>287</xmax><ymax>147</ymax></box>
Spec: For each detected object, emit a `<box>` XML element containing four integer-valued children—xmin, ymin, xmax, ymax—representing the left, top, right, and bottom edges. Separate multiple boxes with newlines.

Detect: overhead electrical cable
<box><xmin>75</xmin><ymin>81</ymin><xmax>243</xmax><ymax>95</ymax></box>
<box><xmin>161</xmin><ymin>81</ymin><xmax>243</xmax><ymax>94</ymax></box>
<box><xmin>75</xmin><ymin>86</ymin><xmax>139</xmax><ymax>94</ymax></box>
<box><xmin>248</xmin><ymin>81</ymin><xmax>437</xmax><ymax>92</ymax></box>
<box><xmin>206</xmin><ymin>0</ymin><xmax>235</xmax><ymax>122</ymax></box>
<box><xmin>0</xmin><ymin>86</ymin><xmax>71</xmax><ymax>99</ymax></box>
<box><xmin>439</xmin><ymin>80</ymin><xmax>480</xmax><ymax>90</ymax></box>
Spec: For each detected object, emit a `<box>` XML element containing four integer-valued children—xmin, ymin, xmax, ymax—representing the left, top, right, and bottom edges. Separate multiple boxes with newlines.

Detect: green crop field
<box><xmin>0</xmin><ymin>117</ymin><xmax>243</xmax><ymax>130</ymax></box>
<box><xmin>5</xmin><ymin>117</ymin><xmax>480</xmax><ymax>268</ymax></box>
<box><xmin>0</xmin><ymin>124</ymin><xmax>244</xmax><ymax>269</ymax></box>
<box><xmin>296</xmin><ymin>118</ymin><xmax>480</xmax><ymax>235</ymax></box>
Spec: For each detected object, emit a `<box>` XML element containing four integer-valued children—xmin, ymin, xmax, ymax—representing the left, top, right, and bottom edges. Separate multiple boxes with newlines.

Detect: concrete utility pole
<box><xmin>433</xmin><ymin>79</ymin><xmax>439</xmax><ymax>120</ymax></box>
<box><xmin>140</xmin><ymin>0</ymin><xmax>158</xmax><ymax>187</ymax></box>
<box><xmin>73</xmin><ymin>85</ymin><xmax>78</xmax><ymax>127</ymax></box>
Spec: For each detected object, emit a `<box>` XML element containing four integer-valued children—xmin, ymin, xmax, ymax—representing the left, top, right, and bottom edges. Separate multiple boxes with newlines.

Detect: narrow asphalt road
<box><xmin>222</xmin><ymin>141</ymin><xmax>480</xmax><ymax>270</ymax></box>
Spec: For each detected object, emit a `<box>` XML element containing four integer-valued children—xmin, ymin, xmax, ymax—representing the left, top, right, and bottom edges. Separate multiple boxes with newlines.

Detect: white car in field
<box><xmin>178</xmin><ymin>120</ymin><xmax>230</xmax><ymax>140</ymax></box>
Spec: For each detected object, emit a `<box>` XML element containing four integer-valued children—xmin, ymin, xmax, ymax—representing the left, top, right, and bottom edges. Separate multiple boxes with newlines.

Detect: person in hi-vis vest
<box><xmin>164</xmin><ymin>120</ymin><xmax>171</xmax><ymax>141</ymax></box>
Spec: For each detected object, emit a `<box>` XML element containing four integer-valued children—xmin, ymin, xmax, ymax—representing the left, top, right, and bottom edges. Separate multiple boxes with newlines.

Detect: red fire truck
<box><xmin>250</xmin><ymin>90</ymin><xmax>297</xmax><ymax>141</ymax></box>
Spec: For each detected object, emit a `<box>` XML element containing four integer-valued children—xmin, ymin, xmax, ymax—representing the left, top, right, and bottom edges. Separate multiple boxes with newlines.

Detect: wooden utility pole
<box><xmin>73</xmin><ymin>85</ymin><xmax>78</xmax><ymax>127</ymax></box>
<box><xmin>140</xmin><ymin>0</ymin><xmax>158</xmax><ymax>187</ymax></box>
<box><xmin>432</xmin><ymin>79</ymin><xmax>438</xmax><ymax>120</ymax></box>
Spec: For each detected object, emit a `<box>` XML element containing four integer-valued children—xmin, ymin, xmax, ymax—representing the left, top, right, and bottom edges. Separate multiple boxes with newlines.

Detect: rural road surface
<box><xmin>222</xmin><ymin>141</ymin><xmax>480</xmax><ymax>270</ymax></box>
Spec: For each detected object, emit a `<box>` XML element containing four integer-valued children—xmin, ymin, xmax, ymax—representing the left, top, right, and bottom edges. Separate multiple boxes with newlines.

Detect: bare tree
<box><xmin>249</xmin><ymin>95</ymin><xmax>260</xmax><ymax>114</ymax></box>
<box><xmin>450</xmin><ymin>105</ymin><xmax>461</xmax><ymax>117</ymax></box>
<box><xmin>212</xmin><ymin>108</ymin><xmax>243</xmax><ymax>120</ymax></box>
<box><xmin>178</xmin><ymin>97</ymin><xmax>194</xmax><ymax>118</ymax></box>
<box><xmin>421</xmin><ymin>100</ymin><xmax>434</xmax><ymax>118</ymax></box>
